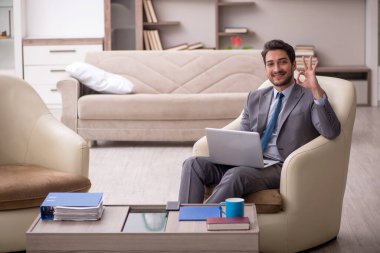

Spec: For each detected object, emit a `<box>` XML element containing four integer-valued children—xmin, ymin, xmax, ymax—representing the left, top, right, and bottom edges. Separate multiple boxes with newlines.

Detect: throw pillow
<box><xmin>65</xmin><ymin>62</ymin><xmax>134</xmax><ymax>94</ymax></box>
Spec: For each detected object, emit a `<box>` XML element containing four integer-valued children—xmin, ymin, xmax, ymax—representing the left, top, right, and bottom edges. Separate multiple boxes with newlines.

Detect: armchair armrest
<box><xmin>57</xmin><ymin>78</ymin><xmax>80</xmax><ymax>132</ymax></box>
<box><xmin>26</xmin><ymin>114</ymin><xmax>89</xmax><ymax>177</ymax></box>
<box><xmin>280</xmin><ymin>134</ymin><xmax>346</xmax><ymax>236</ymax></box>
<box><xmin>192</xmin><ymin>113</ymin><xmax>242</xmax><ymax>156</ymax></box>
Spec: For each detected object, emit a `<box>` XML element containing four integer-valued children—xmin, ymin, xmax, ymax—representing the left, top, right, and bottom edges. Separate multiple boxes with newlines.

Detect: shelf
<box><xmin>22</xmin><ymin>38</ymin><xmax>103</xmax><ymax>46</ymax></box>
<box><xmin>143</xmin><ymin>21</ymin><xmax>180</xmax><ymax>27</ymax></box>
<box><xmin>218</xmin><ymin>32</ymin><xmax>254</xmax><ymax>36</ymax></box>
<box><xmin>316</xmin><ymin>66</ymin><xmax>370</xmax><ymax>73</ymax></box>
<box><xmin>218</xmin><ymin>1</ymin><xmax>255</xmax><ymax>7</ymax></box>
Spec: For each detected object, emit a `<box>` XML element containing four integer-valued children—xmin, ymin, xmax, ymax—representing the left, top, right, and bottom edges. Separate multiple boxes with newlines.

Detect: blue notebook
<box><xmin>178</xmin><ymin>206</ymin><xmax>221</xmax><ymax>221</ymax></box>
<box><xmin>40</xmin><ymin>192</ymin><xmax>103</xmax><ymax>220</ymax></box>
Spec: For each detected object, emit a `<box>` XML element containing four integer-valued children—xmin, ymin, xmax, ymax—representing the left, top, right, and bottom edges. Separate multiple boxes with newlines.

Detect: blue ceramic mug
<box><xmin>219</xmin><ymin>197</ymin><xmax>244</xmax><ymax>218</ymax></box>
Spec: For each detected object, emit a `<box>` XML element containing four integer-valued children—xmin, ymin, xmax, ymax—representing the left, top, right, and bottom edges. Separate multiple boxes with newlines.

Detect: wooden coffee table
<box><xmin>26</xmin><ymin>204</ymin><xmax>259</xmax><ymax>252</ymax></box>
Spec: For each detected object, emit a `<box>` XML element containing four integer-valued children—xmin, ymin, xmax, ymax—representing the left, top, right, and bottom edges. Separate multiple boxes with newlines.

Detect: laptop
<box><xmin>206</xmin><ymin>128</ymin><xmax>280</xmax><ymax>169</ymax></box>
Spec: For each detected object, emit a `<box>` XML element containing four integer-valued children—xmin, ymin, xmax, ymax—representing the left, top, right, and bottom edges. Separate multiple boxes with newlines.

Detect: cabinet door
<box><xmin>104</xmin><ymin>0</ymin><xmax>143</xmax><ymax>50</ymax></box>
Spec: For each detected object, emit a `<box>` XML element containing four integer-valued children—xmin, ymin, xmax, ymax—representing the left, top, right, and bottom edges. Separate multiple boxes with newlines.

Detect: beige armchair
<box><xmin>0</xmin><ymin>75</ymin><xmax>90</xmax><ymax>252</ymax></box>
<box><xmin>193</xmin><ymin>76</ymin><xmax>356</xmax><ymax>253</ymax></box>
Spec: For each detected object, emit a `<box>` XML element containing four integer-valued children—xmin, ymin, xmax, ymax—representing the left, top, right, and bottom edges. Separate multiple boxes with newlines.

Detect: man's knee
<box><xmin>183</xmin><ymin>156</ymin><xmax>211</xmax><ymax>170</ymax></box>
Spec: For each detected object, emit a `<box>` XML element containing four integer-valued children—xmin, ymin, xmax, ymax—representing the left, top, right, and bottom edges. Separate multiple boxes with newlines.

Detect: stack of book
<box><xmin>40</xmin><ymin>192</ymin><xmax>104</xmax><ymax>221</ymax></box>
<box><xmin>206</xmin><ymin>217</ymin><xmax>250</xmax><ymax>231</ymax></box>
<box><xmin>143</xmin><ymin>0</ymin><xmax>158</xmax><ymax>23</ymax></box>
<box><xmin>295</xmin><ymin>45</ymin><xmax>318</xmax><ymax>70</ymax></box>
<box><xmin>143</xmin><ymin>30</ymin><xmax>163</xmax><ymax>50</ymax></box>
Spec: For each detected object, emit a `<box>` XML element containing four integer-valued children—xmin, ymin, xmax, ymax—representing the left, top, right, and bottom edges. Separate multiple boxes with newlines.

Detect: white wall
<box><xmin>25</xmin><ymin>0</ymin><xmax>104</xmax><ymax>38</ymax></box>
<box><xmin>367</xmin><ymin>0</ymin><xmax>378</xmax><ymax>106</ymax></box>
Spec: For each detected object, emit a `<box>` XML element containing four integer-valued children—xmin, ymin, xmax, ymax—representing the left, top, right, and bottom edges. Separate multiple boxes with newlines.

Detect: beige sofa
<box><xmin>58</xmin><ymin>50</ymin><xmax>266</xmax><ymax>142</ymax></box>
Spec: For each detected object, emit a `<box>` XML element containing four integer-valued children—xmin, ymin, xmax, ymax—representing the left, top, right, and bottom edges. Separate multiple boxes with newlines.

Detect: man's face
<box><xmin>264</xmin><ymin>49</ymin><xmax>296</xmax><ymax>89</ymax></box>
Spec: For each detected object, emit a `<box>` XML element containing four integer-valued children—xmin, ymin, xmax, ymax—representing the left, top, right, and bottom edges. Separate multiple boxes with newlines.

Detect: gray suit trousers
<box><xmin>178</xmin><ymin>156</ymin><xmax>282</xmax><ymax>203</ymax></box>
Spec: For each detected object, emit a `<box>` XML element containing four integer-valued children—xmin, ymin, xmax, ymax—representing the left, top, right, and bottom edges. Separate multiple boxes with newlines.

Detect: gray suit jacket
<box><xmin>240</xmin><ymin>84</ymin><xmax>341</xmax><ymax>160</ymax></box>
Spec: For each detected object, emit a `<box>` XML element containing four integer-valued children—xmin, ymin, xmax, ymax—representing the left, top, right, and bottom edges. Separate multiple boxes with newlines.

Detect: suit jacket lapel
<box><xmin>277</xmin><ymin>84</ymin><xmax>304</xmax><ymax>130</ymax></box>
<box><xmin>257</xmin><ymin>87</ymin><xmax>273</xmax><ymax>135</ymax></box>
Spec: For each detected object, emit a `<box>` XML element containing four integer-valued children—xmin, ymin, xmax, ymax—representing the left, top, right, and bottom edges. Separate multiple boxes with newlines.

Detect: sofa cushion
<box><xmin>0</xmin><ymin>165</ymin><xmax>91</xmax><ymax>210</ymax></box>
<box><xmin>65</xmin><ymin>62</ymin><xmax>134</xmax><ymax>94</ymax></box>
<box><xmin>204</xmin><ymin>186</ymin><xmax>282</xmax><ymax>213</ymax></box>
<box><xmin>78</xmin><ymin>93</ymin><xmax>248</xmax><ymax>120</ymax></box>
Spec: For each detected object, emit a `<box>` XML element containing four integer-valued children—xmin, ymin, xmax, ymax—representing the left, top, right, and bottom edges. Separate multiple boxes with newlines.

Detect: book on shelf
<box><xmin>165</xmin><ymin>43</ymin><xmax>189</xmax><ymax>51</ymax></box>
<box><xmin>295</xmin><ymin>50</ymin><xmax>315</xmax><ymax>56</ymax></box>
<box><xmin>295</xmin><ymin>45</ymin><xmax>316</xmax><ymax>56</ymax></box>
<box><xmin>143</xmin><ymin>30</ymin><xmax>163</xmax><ymax>50</ymax></box>
<box><xmin>206</xmin><ymin>217</ymin><xmax>250</xmax><ymax>231</ymax></box>
<box><xmin>40</xmin><ymin>192</ymin><xmax>104</xmax><ymax>221</ymax></box>
<box><xmin>295</xmin><ymin>45</ymin><xmax>315</xmax><ymax>50</ymax></box>
<box><xmin>224</xmin><ymin>27</ymin><xmax>248</xmax><ymax>34</ymax></box>
<box><xmin>296</xmin><ymin>56</ymin><xmax>318</xmax><ymax>70</ymax></box>
<box><xmin>147</xmin><ymin>0</ymin><xmax>158</xmax><ymax>23</ymax></box>
<box><xmin>143</xmin><ymin>0</ymin><xmax>153</xmax><ymax>23</ymax></box>
<box><xmin>148</xmin><ymin>30</ymin><xmax>158</xmax><ymax>50</ymax></box>
<box><xmin>143</xmin><ymin>30</ymin><xmax>151</xmax><ymax>50</ymax></box>
<box><xmin>296</xmin><ymin>56</ymin><xmax>318</xmax><ymax>62</ymax></box>
<box><xmin>188</xmin><ymin>42</ymin><xmax>204</xmax><ymax>50</ymax></box>
<box><xmin>153</xmin><ymin>30</ymin><xmax>163</xmax><ymax>50</ymax></box>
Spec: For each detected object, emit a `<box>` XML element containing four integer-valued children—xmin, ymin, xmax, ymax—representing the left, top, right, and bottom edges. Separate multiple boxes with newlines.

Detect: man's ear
<box><xmin>291</xmin><ymin>61</ymin><xmax>297</xmax><ymax>71</ymax></box>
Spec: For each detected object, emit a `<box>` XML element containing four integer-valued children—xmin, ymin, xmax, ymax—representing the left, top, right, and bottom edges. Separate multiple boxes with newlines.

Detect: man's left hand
<box><xmin>296</xmin><ymin>56</ymin><xmax>325</xmax><ymax>99</ymax></box>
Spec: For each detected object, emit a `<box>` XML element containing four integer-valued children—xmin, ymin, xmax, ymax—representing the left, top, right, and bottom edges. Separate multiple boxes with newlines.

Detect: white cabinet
<box><xmin>23</xmin><ymin>38</ymin><xmax>103</xmax><ymax>108</ymax></box>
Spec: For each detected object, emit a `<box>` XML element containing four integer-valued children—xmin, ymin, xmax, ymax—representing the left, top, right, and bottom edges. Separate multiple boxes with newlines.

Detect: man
<box><xmin>178</xmin><ymin>39</ymin><xmax>341</xmax><ymax>204</ymax></box>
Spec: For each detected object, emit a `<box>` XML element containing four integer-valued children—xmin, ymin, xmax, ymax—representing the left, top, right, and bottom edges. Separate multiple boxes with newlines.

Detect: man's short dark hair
<box><xmin>261</xmin><ymin>40</ymin><xmax>295</xmax><ymax>64</ymax></box>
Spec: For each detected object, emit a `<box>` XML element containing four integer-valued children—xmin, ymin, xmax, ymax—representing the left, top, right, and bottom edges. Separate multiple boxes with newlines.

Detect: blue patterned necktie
<box><xmin>261</xmin><ymin>92</ymin><xmax>284</xmax><ymax>152</ymax></box>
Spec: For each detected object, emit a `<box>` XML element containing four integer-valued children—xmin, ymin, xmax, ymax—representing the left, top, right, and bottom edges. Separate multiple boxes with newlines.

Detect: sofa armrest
<box><xmin>26</xmin><ymin>114</ymin><xmax>89</xmax><ymax>177</ymax></box>
<box><xmin>57</xmin><ymin>78</ymin><xmax>80</xmax><ymax>132</ymax></box>
<box><xmin>192</xmin><ymin>113</ymin><xmax>243</xmax><ymax>156</ymax></box>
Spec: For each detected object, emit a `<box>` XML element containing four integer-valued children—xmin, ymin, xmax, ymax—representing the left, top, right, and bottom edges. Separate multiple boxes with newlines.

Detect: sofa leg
<box><xmin>87</xmin><ymin>140</ymin><xmax>97</xmax><ymax>148</ymax></box>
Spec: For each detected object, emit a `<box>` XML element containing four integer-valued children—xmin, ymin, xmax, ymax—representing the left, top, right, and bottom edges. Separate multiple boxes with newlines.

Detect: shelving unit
<box><xmin>218</xmin><ymin>31</ymin><xmax>254</xmax><ymax>37</ymax></box>
<box><xmin>143</xmin><ymin>21</ymin><xmax>180</xmax><ymax>27</ymax></box>
<box><xmin>216</xmin><ymin>0</ymin><xmax>255</xmax><ymax>49</ymax></box>
<box><xmin>104</xmin><ymin>0</ymin><xmax>254</xmax><ymax>50</ymax></box>
<box><xmin>217</xmin><ymin>1</ymin><xmax>255</xmax><ymax>7</ymax></box>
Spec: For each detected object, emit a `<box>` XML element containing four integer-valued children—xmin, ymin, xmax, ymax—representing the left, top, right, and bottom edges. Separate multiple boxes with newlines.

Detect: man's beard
<box><xmin>271</xmin><ymin>71</ymin><xmax>294</xmax><ymax>87</ymax></box>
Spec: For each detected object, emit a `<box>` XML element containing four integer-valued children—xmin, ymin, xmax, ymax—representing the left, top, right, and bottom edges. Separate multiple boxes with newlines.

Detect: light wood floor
<box><xmin>88</xmin><ymin>107</ymin><xmax>380</xmax><ymax>253</ymax></box>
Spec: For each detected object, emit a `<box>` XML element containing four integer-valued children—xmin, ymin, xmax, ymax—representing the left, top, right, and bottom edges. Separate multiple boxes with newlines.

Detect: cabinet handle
<box><xmin>50</xmin><ymin>69</ymin><xmax>66</xmax><ymax>73</ymax></box>
<box><xmin>50</xmin><ymin>88</ymin><xmax>58</xmax><ymax>92</ymax></box>
<box><xmin>49</xmin><ymin>49</ymin><xmax>77</xmax><ymax>53</ymax></box>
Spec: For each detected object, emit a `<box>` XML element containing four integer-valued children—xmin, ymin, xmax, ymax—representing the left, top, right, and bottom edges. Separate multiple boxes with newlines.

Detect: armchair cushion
<box><xmin>0</xmin><ymin>165</ymin><xmax>91</xmax><ymax>211</ymax></box>
<box><xmin>243</xmin><ymin>189</ymin><xmax>282</xmax><ymax>213</ymax></box>
<box><xmin>204</xmin><ymin>185</ymin><xmax>282</xmax><ymax>213</ymax></box>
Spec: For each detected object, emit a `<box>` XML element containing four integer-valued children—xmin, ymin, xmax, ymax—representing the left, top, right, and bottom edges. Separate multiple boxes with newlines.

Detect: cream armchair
<box><xmin>0</xmin><ymin>75</ymin><xmax>90</xmax><ymax>252</ymax></box>
<box><xmin>193</xmin><ymin>76</ymin><xmax>356</xmax><ymax>253</ymax></box>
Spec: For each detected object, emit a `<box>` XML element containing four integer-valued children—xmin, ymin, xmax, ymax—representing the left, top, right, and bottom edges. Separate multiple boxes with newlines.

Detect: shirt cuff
<box><xmin>314</xmin><ymin>93</ymin><xmax>327</xmax><ymax>106</ymax></box>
